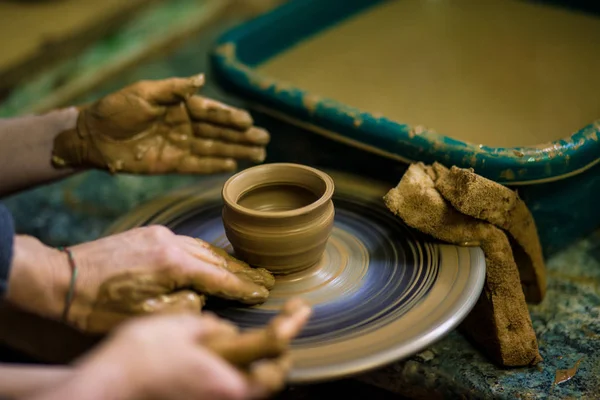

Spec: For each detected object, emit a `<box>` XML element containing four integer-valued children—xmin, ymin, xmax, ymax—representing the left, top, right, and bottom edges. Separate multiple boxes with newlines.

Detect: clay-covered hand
<box><xmin>36</xmin><ymin>300</ymin><xmax>311</xmax><ymax>400</ymax></box>
<box><xmin>51</xmin><ymin>74</ymin><xmax>270</xmax><ymax>174</ymax></box>
<box><xmin>204</xmin><ymin>298</ymin><xmax>312</xmax><ymax>396</ymax></box>
<box><xmin>6</xmin><ymin>227</ymin><xmax>275</xmax><ymax>334</ymax></box>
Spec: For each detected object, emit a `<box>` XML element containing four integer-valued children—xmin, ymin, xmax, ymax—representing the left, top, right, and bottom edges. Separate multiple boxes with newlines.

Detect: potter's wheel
<box><xmin>106</xmin><ymin>170</ymin><xmax>486</xmax><ymax>383</ymax></box>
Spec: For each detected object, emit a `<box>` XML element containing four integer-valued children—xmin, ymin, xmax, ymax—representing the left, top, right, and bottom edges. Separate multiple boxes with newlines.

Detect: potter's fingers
<box><xmin>206</xmin><ymin>328</ymin><xmax>282</xmax><ymax>366</ymax></box>
<box><xmin>206</xmin><ymin>300</ymin><xmax>310</xmax><ymax>365</ymax></box>
<box><xmin>177</xmin><ymin>252</ymin><xmax>270</xmax><ymax>304</ymax></box>
<box><xmin>187</xmin><ymin>96</ymin><xmax>254</xmax><ymax>130</ymax></box>
<box><xmin>193</xmin><ymin>122</ymin><xmax>270</xmax><ymax>146</ymax></box>
<box><xmin>176</xmin><ymin>155</ymin><xmax>238</xmax><ymax>174</ymax></box>
<box><xmin>180</xmin><ymin>238</ymin><xmax>276</xmax><ymax>290</ymax></box>
<box><xmin>177</xmin><ymin>236</ymin><xmax>227</xmax><ymax>265</ymax></box>
<box><xmin>199</xmin><ymin>312</ymin><xmax>240</xmax><ymax>339</ymax></box>
<box><xmin>196</xmin><ymin>313</ymin><xmax>241</xmax><ymax>340</ymax></box>
<box><xmin>187</xmin><ymin>346</ymin><xmax>251</xmax><ymax>398</ymax></box>
<box><xmin>186</xmin><ymin>238</ymin><xmax>241</xmax><ymax>266</ymax></box>
<box><xmin>178</xmin><ymin>236</ymin><xmax>240</xmax><ymax>270</ymax></box>
<box><xmin>140</xmin><ymin>290</ymin><xmax>205</xmax><ymax>314</ymax></box>
<box><xmin>224</xmin><ymin>265</ymin><xmax>275</xmax><ymax>291</ymax></box>
<box><xmin>247</xmin><ymin>356</ymin><xmax>292</xmax><ymax>399</ymax></box>
<box><xmin>266</xmin><ymin>298</ymin><xmax>312</xmax><ymax>342</ymax></box>
<box><xmin>190</xmin><ymin>138</ymin><xmax>266</xmax><ymax>163</ymax></box>
<box><xmin>197</xmin><ymin>240</ymin><xmax>275</xmax><ymax>290</ymax></box>
<box><xmin>159</xmin><ymin>312</ymin><xmax>241</xmax><ymax>345</ymax></box>
<box><xmin>120</xmin><ymin>312</ymin><xmax>214</xmax><ymax>339</ymax></box>
<box><xmin>132</xmin><ymin>75</ymin><xmax>205</xmax><ymax>104</ymax></box>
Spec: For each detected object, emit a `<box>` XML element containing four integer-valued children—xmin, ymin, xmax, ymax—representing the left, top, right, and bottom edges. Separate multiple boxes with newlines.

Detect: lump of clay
<box><xmin>384</xmin><ymin>163</ymin><xmax>542</xmax><ymax>366</ymax></box>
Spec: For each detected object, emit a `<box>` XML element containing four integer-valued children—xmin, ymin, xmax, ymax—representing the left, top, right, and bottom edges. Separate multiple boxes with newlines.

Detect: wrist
<box><xmin>51</xmin><ymin>117</ymin><xmax>87</xmax><ymax>169</ymax></box>
<box><xmin>5</xmin><ymin>236</ymin><xmax>71</xmax><ymax>321</ymax></box>
<box><xmin>47</xmin><ymin>107</ymin><xmax>81</xmax><ymax>168</ymax></box>
<box><xmin>51</xmin><ymin>105</ymin><xmax>106</xmax><ymax>171</ymax></box>
<box><xmin>47</xmin><ymin>107</ymin><xmax>79</xmax><ymax>133</ymax></box>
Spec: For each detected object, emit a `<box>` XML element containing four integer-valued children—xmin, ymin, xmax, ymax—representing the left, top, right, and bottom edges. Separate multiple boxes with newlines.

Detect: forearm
<box><xmin>0</xmin><ymin>365</ymin><xmax>72</xmax><ymax>399</ymax></box>
<box><xmin>0</xmin><ymin>108</ymin><xmax>80</xmax><ymax>197</ymax></box>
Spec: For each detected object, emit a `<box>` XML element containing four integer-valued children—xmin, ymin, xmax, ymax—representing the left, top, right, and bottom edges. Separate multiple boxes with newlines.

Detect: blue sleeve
<box><xmin>0</xmin><ymin>203</ymin><xmax>15</xmax><ymax>297</ymax></box>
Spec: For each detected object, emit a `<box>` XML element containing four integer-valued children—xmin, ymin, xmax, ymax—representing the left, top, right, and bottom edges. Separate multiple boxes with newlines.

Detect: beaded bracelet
<box><xmin>57</xmin><ymin>246</ymin><xmax>78</xmax><ymax>322</ymax></box>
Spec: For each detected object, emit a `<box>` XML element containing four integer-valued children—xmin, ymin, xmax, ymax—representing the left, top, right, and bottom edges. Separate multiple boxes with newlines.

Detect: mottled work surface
<box><xmin>1</xmin><ymin>7</ymin><xmax>599</xmax><ymax>400</ymax></box>
<box><xmin>357</xmin><ymin>233</ymin><xmax>600</xmax><ymax>400</ymax></box>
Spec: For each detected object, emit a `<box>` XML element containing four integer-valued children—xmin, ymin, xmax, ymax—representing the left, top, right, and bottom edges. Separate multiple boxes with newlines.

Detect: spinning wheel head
<box><xmin>106</xmin><ymin>169</ymin><xmax>486</xmax><ymax>383</ymax></box>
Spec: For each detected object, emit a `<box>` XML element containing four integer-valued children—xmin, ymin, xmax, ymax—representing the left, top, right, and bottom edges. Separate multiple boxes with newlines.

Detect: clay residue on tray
<box><xmin>257</xmin><ymin>0</ymin><xmax>600</xmax><ymax>148</ymax></box>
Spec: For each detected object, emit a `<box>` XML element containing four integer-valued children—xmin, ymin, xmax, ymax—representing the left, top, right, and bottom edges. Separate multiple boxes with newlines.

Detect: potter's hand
<box><xmin>205</xmin><ymin>298</ymin><xmax>312</xmax><ymax>396</ymax></box>
<box><xmin>6</xmin><ymin>227</ymin><xmax>275</xmax><ymax>334</ymax></box>
<box><xmin>33</xmin><ymin>300</ymin><xmax>311</xmax><ymax>400</ymax></box>
<box><xmin>51</xmin><ymin>74</ymin><xmax>269</xmax><ymax>174</ymax></box>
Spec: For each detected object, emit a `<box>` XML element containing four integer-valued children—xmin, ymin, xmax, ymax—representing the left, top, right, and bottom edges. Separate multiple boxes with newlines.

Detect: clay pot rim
<box><xmin>222</xmin><ymin>163</ymin><xmax>334</xmax><ymax>219</ymax></box>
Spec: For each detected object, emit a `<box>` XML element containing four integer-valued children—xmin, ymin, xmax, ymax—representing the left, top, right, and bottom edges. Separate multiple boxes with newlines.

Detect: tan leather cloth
<box><xmin>384</xmin><ymin>163</ymin><xmax>545</xmax><ymax>366</ymax></box>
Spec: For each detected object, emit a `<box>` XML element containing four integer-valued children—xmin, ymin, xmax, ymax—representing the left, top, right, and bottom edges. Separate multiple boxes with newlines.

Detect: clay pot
<box><xmin>222</xmin><ymin>163</ymin><xmax>335</xmax><ymax>274</ymax></box>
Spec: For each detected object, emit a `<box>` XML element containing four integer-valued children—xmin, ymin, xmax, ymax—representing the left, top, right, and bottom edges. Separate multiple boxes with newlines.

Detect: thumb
<box><xmin>136</xmin><ymin>74</ymin><xmax>205</xmax><ymax>104</ymax></box>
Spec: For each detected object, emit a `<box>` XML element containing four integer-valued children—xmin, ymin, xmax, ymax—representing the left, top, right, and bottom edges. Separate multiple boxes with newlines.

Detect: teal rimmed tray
<box><xmin>209</xmin><ymin>0</ymin><xmax>600</xmax><ymax>256</ymax></box>
<box><xmin>209</xmin><ymin>0</ymin><xmax>599</xmax><ymax>186</ymax></box>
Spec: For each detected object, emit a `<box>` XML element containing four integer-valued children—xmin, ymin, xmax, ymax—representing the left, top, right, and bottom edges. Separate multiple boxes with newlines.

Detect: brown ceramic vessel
<box><xmin>221</xmin><ymin>163</ymin><xmax>335</xmax><ymax>274</ymax></box>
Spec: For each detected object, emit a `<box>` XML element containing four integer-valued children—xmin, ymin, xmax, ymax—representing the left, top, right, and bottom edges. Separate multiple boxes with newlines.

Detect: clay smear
<box><xmin>258</xmin><ymin>0</ymin><xmax>600</xmax><ymax>147</ymax></box>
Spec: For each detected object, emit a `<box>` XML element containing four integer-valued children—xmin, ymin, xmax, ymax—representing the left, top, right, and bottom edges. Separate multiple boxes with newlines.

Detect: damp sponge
<box><xmin>383</xmin><ymin>162</ymin><xmax>545</xmax><ymax>366</ymax></box>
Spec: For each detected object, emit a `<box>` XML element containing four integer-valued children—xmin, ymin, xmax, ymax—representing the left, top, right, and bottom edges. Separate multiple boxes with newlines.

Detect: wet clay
<box><xmin>238</xmin><ymin>184</ymin><xmax>320</xmax><ymax>212</ymax></box>
<box><xmin>52</xmin><ymin>75</ymin><xmax>270</xmax><ymax>175</ymax></box>
<box><xmin>258</xmin><ymin>0</ymin><xmax>600</xmax><ymax>147</ymax></box>
<box><xmin>222</xmin><ymin>163</ymin><xmax>335</xmax><ymax>274</ymax></box>
<box><xmin>384</xmin><ymin>163</ymin><xmax>542</xmax><ymax>366</ymax></box>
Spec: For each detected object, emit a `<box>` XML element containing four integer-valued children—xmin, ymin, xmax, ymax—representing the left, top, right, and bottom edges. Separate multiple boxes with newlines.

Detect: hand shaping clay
<box><xmin>0</xmin><ymin>240</ymin><xmax>276</xmax><ymax>359</ymax></box>
<box><xmin>222</xmin><ymin>163</ymin><xmax>335</xmax><ymax>274</ymax></box>
<box><xmin>383</xmin><ymin>163</ymin><xmax>542</xmax><ymax>366</ymax></box>
<box><xmin>82</xmin><ymin>246</ymin><xmax>275</xmax><ymax>334</ymax></box>
<box><xmin>259</xmin><ymin>0</ymin><xmax>600</xmax><ymax>147</ymax></box>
